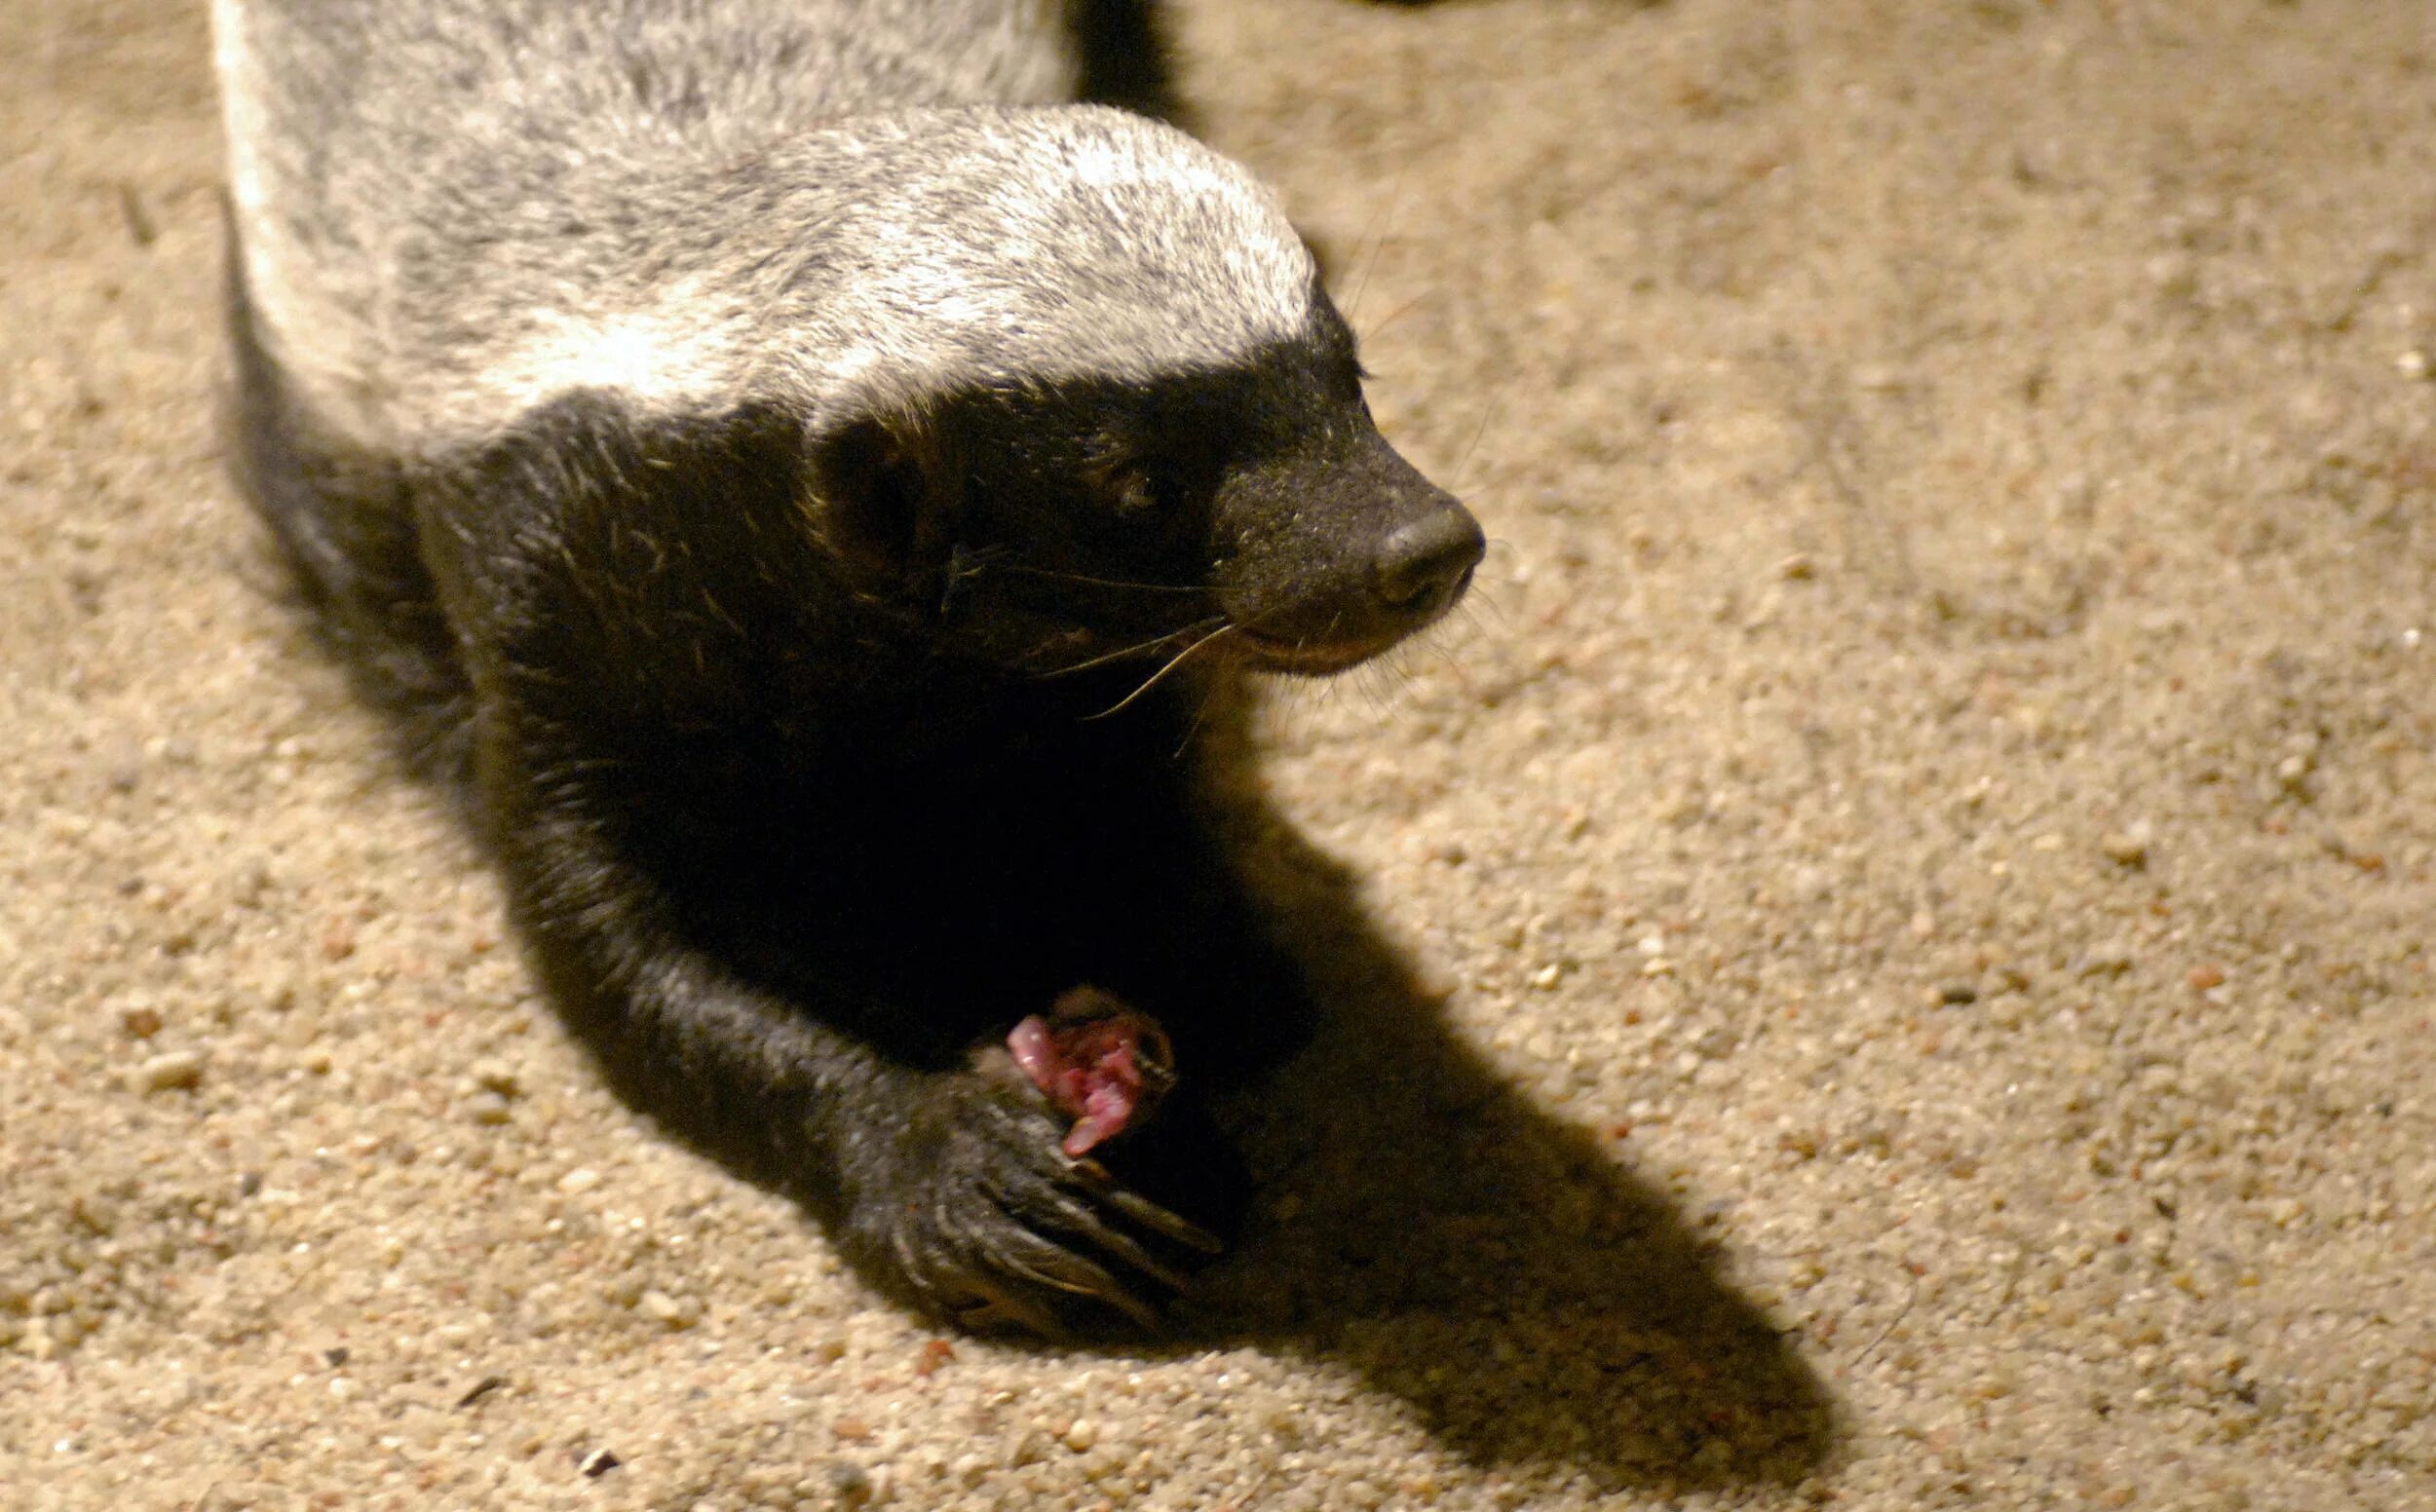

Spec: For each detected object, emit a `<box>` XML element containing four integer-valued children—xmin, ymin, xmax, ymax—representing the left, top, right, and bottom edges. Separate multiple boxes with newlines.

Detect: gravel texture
<box><xmin>7</xmin><ymin>2</ymin><xmax>2436</xmax><ymax>1508</ymax></box>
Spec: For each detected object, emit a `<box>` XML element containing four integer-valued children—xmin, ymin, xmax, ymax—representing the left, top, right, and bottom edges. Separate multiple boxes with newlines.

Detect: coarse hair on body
<box><xmin>216</xmin><ymin>0</ymin><xmax>1483</xmax><ymax>1336</ymax></box>
<box><xmin>214</xmin><ymin>0</ymin><xmax>1316</xmax><ymax>450</ymax></box>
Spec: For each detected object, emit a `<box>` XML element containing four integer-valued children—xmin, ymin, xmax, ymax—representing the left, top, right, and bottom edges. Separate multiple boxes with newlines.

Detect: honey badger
<box><xmin>213</xmin><ymin>0</ymin><xmax>1482</xmax><ymax>1335</ymax></box>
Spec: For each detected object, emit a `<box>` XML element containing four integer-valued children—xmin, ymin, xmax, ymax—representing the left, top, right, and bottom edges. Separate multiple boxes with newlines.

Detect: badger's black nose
<box><xmin>1374</xmin><ymin>503</ymin><xmax>1486</xmax><ymax>617</ymax></box>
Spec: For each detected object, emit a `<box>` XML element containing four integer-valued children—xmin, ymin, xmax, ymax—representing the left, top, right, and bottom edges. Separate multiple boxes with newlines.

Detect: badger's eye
<box><xmin>1107</xmin><ymin>468</ymin><xmax>1158</xmax><ymax>516</ymax></box>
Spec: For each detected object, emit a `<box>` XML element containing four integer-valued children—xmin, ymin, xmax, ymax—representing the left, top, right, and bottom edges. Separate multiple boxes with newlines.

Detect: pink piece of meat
<box><xmin>1007</xmin><ymin>988</ymin><xmax>1176</xmax><ymax>1157</ymax></box>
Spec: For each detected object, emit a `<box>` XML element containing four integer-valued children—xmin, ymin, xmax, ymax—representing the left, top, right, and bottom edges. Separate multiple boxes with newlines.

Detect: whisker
<box><xmin>1452</xmin><ymin>380</ymin><xmax>1506</xmax><ymax>490</ymax></box>
<box><xmin>1463</xmin><ymin>541</ymin><xmax>1521</xmax><ymax>628</ymax></box>
<box><xmin>1360</xmin><ymin>291</ymin><xmax>1430</xmax><ymax>348</ymax></box>
<box><xmin>1084</xmin><ymin>623</ymin><xmax>1239</xmax><ymax>722</ymax></box>
<box><xmin>1031</xmin><ymin>616</ymin><xmax>1228</xmax><ymax>678</ymax></box>
<box><xmin>1347</xmin><ymin>167</ymin><xmax>1408</xmax><ymax>330</ymax></box>
<box><xmin>1172</xmin><ymin>675</ymin><xmax>1226</xmax><ymax>760</ymax></box>
<box><xmin>991</xmin><ymin>564</ymin><xmax>1207</xmax><ymax>594</ymax></box>
<box><xmin>949</xmin><ymin>543</ymin><xmax>1013</xmax><ymax>571</ymax></box>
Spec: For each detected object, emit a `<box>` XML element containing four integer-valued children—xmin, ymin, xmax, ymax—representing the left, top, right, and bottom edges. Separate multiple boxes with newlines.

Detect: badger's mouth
<box><xmin>1231</xmin><ymin>624</ymin><xmax>1421</xmax><ymax>677</ymax></box>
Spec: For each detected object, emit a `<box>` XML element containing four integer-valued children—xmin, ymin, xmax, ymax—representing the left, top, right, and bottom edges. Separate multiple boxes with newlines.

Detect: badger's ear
<box><xmin>807</xmin><ymin>409</ymin><xmax>959</xmax><ymax>593</ymax></box>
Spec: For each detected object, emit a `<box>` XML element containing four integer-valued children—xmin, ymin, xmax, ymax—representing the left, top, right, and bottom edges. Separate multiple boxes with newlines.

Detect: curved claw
<box><xmin>993</xmin><ymin>1135</ymin><xmax>1201</xmax><ymax>1302</ymax></box>
<box><xmin>958</xmin><ymin>1213</ymin><xmax>1166</xmax><ymax>1335</ymax></box>
<box><xmin>947</xmin><ymin>1277</ymin><xmax>1066</xmax><ymax>1339</ymax></box>
<box><xmin>1023</xmin><ymin>1180</ymin><xmax>1198</xmax><ymax>1295</ymax></box>
<box><xmin>1083</xmin><ymin>1169</ymin><xmax>1227</xmax><ymax>1256</ymax></box>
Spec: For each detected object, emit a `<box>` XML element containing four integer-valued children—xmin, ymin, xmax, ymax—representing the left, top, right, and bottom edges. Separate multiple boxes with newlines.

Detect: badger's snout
<box><xmin>1216</xmin><ymin>426</ymin><xmax>1483</xmax><ymax>676</ymax></box>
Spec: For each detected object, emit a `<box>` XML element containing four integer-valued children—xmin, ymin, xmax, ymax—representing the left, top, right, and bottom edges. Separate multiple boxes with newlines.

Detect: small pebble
<box><xmin>2100</xmin><ymin>832</ymin><xmax>2150</xmax><ymax>868</ymax></box>
<box><xmin>827</xmin><ymin>1461</ymin><xmax>874</xmax><ymax>1508</ymax></box>
<box><xmin>578</xmin><ymin>1448</ymin><xmax>621</xmax><ymax>1478</ymax></box>
<box><xmin>464</xmin><ymin>1090</ymin><xmax>514</xmax><ymax>1126</ymax></box>
<box><xmin>456</xmin><ymin>1374</ymin><xmax>508</xmax><ymax>1408</ymax></box>
<box><xmin>137</xmin><ymin>1050</ymin><xmax>203</xmax><ymax>1093</ymax></box>
<box><xmin>637</xmin><ymin>1289</ymin><xmax>698</xmax><ymax>1328</ymax></box>
<box><xmin>2078</xmin><ymin>943</ymin><xmax>2136</xmax><ymax>978</ymax></box>
<box><xmin>1936</xmin><ymin>981</ymin><xmax>1979</xmax><ymax>1006</ymax></box>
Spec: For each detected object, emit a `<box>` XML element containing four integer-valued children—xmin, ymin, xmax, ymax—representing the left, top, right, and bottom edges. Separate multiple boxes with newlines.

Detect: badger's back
<box><xmin>212</xmin><ymin>0</ymin><xmax>1185</xmax><ymax>449</ymax></box>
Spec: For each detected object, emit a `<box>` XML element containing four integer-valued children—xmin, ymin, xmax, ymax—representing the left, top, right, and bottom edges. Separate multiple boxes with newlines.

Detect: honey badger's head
<box><xmin>797</xmin><ymin>108</ymin><xmax>1482</xmax><ymax>678</ymax></box>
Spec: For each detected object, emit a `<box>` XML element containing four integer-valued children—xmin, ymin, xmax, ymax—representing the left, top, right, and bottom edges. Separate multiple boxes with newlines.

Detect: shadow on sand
<box><xmin>1146</xmin><ymin>803</ymin><xmax>1840</xmax><ymax>1496</ymax></box>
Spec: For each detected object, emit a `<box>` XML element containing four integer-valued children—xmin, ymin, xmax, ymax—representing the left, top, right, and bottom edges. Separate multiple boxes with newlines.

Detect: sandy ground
<box><xmin>7</xmin><ymin>1</ymin><xmax>2436</xmax><ymax>1507</ymax></box>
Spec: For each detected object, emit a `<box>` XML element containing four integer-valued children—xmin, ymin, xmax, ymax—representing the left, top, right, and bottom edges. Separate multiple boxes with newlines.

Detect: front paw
<box><xmin>868</xmin><ymin>1063</ymin><xmax>1232</xmax><ymax>1338</ymax></box>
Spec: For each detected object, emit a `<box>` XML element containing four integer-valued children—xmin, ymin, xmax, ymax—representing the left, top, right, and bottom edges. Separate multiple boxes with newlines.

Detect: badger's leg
<box><xmin>414</xmin><ymin>397</ymin><xmax>1233</xmax><ymax>1336</ymax></box>
<box><xmin>582</xmin><ymin>933</ymin><xmax>1217</xmax><ymax>1332</ymax></box>
<box><xmin>460</xmin><ymin>658</ymin><xmax>1231</xmax><ymax>1335</ymax></box>
<box><xmin>1070</xmin><ymin>0</ymin><xmax>1180</xmax><ymax>122</ymax></box>
<box><xmin>508</xmin><ymin>859</ymin><xmax>1222</xmax><ymax>1336</ymax></box>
